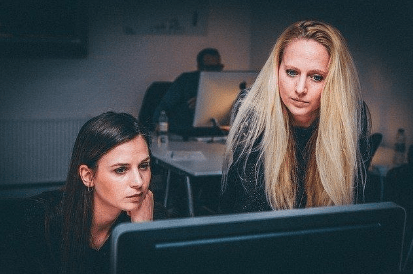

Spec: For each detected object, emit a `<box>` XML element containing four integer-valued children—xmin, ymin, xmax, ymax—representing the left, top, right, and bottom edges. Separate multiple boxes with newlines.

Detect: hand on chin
<box><xmin>127</xmin><ymin>190</ymin><xmax>154</xmax><ymax>223</ymax></box>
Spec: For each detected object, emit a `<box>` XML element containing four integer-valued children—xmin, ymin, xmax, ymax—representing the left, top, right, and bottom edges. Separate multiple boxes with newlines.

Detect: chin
<box><xmin>122</xmin><ymin>203</ymin><xmax>141</xmax><ymax>212</ymax></box>
<box><xmin>290</xmin><ymin>110</ymin><xmax>311</xmax><ymax>119</ymax></box>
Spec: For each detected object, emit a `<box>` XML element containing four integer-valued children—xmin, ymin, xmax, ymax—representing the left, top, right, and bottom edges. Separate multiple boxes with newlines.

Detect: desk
<box><xmin>151</xmin><ymin>139</ymin><xmax>226</xmax><ymax>217</ymax></box>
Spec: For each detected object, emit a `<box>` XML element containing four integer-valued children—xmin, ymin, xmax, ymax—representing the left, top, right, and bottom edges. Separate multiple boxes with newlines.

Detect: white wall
<box><xmin>0</xmin><ymin>0</ymin><xmax>251</xmax><ymax>120</ymax></box>
<box><xmin>0</xmin><ymin>0</ymin><xmax>412</xmax><ymax>186</ymax></box>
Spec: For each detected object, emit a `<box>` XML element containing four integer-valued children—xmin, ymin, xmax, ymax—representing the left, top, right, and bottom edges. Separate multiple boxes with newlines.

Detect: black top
<box><xmin>3</xmin><ymin>189</ymin><xmax>168</xmax><ymax>274</ymax></box>
<box><xmin>220</xmin><ymin>124</ymin><xmax>317</xmax><ymax>214</ymax></box>
<box><xmin>153</xmin><ymin>71</ymin><xmax>200</xmax><ymax>135</ymax></box>
<box><xmin>220</xmin><ymin>90</ymin><xmax>371</xmax><ymax>214</ymax></box>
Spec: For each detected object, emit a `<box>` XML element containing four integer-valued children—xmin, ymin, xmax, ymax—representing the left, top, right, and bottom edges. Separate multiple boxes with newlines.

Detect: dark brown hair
<box><xmin>61</xmin><ymin>112</ymin><xmax>150</xmax><ymax>274</ymax></box>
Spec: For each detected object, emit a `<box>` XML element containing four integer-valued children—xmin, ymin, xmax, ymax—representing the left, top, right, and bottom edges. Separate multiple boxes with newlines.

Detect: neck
<box><xmin>291</xmin><ymin>112</ymin><xmax>319</xmax><ymax>128</ymax></box>
<box><xmin>90</xmin><ymin>202</ymin><xmax>122</xmax><ymax>250</ymax></box>
<box><xmin>90</xmin><ymin>214</ymin><xmax>120</xmax><ymax>250</ymax></box>
<box><xmin>292</xmin><ymin>117</ymin><xmax>314</xmax><ymax>128</ymax></box>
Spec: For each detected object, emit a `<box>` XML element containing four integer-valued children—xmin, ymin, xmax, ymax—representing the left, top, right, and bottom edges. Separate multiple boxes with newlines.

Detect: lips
<box><xmin>291</xmin><ymin>97</ymin><xmax>309</xmax><ymax>106</ymax></box>
<box><xmin>127</xmin><ymin>193</ymin><xmax>143</xmax><ymax>199</ymax></box>
<box><xmin>292</xmin><ymin>97</ymin><xmax>308</xmax><ymax>103</ymax></box>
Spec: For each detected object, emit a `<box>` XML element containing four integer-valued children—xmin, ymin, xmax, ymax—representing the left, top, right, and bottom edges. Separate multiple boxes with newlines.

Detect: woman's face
<box><xmin>91</xmin><ymin>135</ymin><xmax>151</xmax><ymax>216</ymax></box>
<box><xmin>278</xmin><ymin>38</ymin><xmax>330</xmax><ymax>127</ymax></box>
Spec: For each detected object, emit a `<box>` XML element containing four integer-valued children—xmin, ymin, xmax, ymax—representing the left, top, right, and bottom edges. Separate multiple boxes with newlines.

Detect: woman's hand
<box><xmin>128</xmin><ymin>190</ymin><xmax>154</xmax><ymax>223</ymax></box>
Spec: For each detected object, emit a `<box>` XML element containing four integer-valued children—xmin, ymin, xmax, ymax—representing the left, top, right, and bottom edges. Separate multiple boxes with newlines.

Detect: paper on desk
<box><xmin>167</xmin><ymin>151</ymin><xmax>206</xmax><ymax>161</ymax></box>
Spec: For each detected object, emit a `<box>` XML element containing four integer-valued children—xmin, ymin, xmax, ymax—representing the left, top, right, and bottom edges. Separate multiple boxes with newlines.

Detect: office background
<box><xmin>0</xmin><ymin>0</ymin><xmax>412</xmax><ymax>186</ymax></box>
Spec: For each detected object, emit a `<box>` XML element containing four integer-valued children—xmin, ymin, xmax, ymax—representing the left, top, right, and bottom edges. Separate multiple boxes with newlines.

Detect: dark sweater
<box><xmin>153</xmin><ymin>71</ymin><xmax>200</xmax><ymax>135</ymax></box>
<box><xmin>3</xmin><ymin>189</ymin><xmax>168</xmax><ymax>274</ymax></box>
<box><xmin>220</xmin><ymin>124</ymin><xmax>316</xmax><ymax>214</ymax></box>
<box><xmin>220</xmin><ymin>90</ymin><xmax>371</xmax><ymax>214</ymax></box>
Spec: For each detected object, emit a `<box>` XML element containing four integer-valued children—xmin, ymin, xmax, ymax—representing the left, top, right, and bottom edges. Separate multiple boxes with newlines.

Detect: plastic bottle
<box><xmin>393</xmin><ymin>128</ymin><xmax>406</xmax><ymax>166</ymax></box>
<box><xmin>157</xmin><ymin>110</ymin><xmax>169</xmax><ymax>148</ymax></box>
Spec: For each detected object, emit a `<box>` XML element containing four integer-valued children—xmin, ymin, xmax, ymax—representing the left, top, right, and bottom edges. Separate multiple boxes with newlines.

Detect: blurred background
<box><xmin>0</xmin><ymin>0</ymin><xmax>412</xmax><ymax>187</ymax></box>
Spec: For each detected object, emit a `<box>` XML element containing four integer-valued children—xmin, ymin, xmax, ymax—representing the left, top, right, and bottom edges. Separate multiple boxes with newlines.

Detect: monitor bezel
<box><xmin>111</xmin><ymin>202</ymin><xmax>405</xmax><ymax>274</ymax></box>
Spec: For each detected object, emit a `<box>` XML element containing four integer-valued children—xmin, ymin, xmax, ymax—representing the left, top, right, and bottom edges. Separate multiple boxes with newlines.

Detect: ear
<box><xmin>79</xmin><ymin>164</ymin><xmax>95</xmax><ymax>188</ymax></box>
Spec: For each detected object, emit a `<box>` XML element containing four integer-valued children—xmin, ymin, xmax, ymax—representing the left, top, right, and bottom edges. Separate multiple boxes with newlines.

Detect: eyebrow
<box><xmin>110</xmin><ymin>163</ymin><xmax>130</xmax><ymax>168</ymax></box>
<box><xmin>141</xmin><ymin>156</ymin><xmax>151</xmax><ymax>161</ymax></box>
<box><xmin>284</xmin><ymin>65</ymin><xmax>328</xmax><ymax>76</ymax></box>
<box><xmin>110</xmin><ymin>156</ymin><xmax>151</xmax><ymax>168</ymax></box>
<box><xmin>308</xmin><ymin>69</ymin><xmax>328</xmax><ymax>75</ymax></box>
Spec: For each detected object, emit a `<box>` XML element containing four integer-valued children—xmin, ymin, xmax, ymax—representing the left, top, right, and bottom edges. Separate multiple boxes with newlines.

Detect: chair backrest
<box><xmin>138</xmin><ymin>81</ymin><xmax>172</xmax><ymax>132</ymax></box>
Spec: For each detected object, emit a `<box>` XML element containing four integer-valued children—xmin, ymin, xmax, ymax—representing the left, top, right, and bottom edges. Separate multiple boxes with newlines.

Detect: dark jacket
<box><xmin>153</xmin><ymin>71</ymin><xmax>200</xmax><ymax>135</ymax></box>
<box><xmin>220</xmin><ymin>90</ymin><xmax>371</xmax><ymax>214</ymax></box>
<box><xmin>3</xmin><ymin>189</ymin><xmax>168</xmax><ymax>274</ymax></box>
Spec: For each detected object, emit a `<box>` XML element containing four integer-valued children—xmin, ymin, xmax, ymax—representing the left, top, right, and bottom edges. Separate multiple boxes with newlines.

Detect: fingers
<box><xmin>129</xmin><ymin>190</ymin><xmax>154</xmax><ymax>223</ymax></box>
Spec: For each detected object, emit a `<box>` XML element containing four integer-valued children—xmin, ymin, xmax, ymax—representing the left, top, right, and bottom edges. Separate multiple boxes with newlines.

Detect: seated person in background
<box><xmin>221</xmin><ymin>20</ymin><xmax>371</xmax><ymax>214</ymax></box>
<box><xmin>153</xmin><ymin>48</ymin><xmax>224</xmax><ymax>137</ymax></box>
<box><xmin>4</xmin><ymin>112</ymin><xmax>167</xmax><ymax>274</ymax></box>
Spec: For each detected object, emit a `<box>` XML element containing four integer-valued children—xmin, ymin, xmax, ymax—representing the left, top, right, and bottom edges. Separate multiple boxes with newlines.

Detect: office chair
<box><xmin>362</xmin><ymin>133</ymin><xmax>383</xmax><ymax>203</ymax></box>
<box><xmin>138</xmin><ymin>81</ymin><xmax>172</xmax><ymax>132</ymax></box>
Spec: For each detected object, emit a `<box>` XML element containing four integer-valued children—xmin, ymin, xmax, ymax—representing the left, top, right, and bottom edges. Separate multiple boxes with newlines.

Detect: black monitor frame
<box><xmin>111</xmin><ymin>202</ymin><xmax>405</xmax><ymax>274</ymax></box>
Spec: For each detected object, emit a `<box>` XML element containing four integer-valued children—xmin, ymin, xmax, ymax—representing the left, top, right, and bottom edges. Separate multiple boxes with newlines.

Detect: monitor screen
<box><xmin>110</xmin><ymin>202</ymin><xmax>405</xmax><ymax>274</ymax></box>
<box><xmin>192</xmin><ymin>71</ymin><xmax>258</xmax><ymax>128</ymax></box>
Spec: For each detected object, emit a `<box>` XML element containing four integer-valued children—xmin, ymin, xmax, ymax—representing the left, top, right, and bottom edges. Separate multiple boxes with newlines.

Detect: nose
<box><xmin>131</xmin><ymin>169</ymin><xmax>144</xmax><ymax>189</ymax></box>
<box><xmin>295</xmin><ymin>75</ymin><xmax>307</xmax><ymax>95</ymax></box>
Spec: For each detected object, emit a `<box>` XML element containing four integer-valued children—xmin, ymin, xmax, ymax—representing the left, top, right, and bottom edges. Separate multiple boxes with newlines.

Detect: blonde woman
<box><xmin>221</xmin><ymin>20</ymin><xmax>371</xmax><ymax>213</ymax></box>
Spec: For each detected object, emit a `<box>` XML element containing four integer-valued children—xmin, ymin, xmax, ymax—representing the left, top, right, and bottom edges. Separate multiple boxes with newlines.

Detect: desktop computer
<box><xmin>182</xmin><ymin>71</ymin><xmax>258</xmax><ymax>140</ymax></box>
<box><xmin>111</xmin><ymin>202</ymin><xmax>405</xmax><ymax>274</ymax></box>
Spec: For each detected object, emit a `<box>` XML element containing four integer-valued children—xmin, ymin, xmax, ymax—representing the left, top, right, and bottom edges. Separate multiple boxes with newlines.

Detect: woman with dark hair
<box><xmin>6</xmin><ymin>112</ymin><xmax>167</xmax><ymax>274</ymax></box>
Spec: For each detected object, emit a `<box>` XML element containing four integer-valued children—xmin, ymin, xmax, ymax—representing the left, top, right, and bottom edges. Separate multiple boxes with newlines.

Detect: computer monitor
<box><xmin>192</xmin><ymin>71</ymin><xmax>258</xmax><ymax>128</ymax></box>
<box><xmin>110</xmin><ymin>202</ymin><xmax>405</xmax><ymax>274</ymax></box>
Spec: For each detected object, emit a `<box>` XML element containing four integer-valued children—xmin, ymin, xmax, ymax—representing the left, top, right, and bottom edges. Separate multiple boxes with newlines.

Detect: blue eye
<box><xmin>286</xmin><ymin>69</ymin><xmax>298</xmax><ymax>77</ymax></box>
<box><xmin>312</xmin><ymin>74</ymin><xmax>324</xmax><ymax>82</ymax></box>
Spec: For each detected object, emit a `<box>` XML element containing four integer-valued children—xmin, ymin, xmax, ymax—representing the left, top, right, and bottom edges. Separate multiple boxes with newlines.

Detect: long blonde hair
<box><xmin>222</xmin><ymin>20</ymin><xmax>369</xmax><ymax>210</ymax></box>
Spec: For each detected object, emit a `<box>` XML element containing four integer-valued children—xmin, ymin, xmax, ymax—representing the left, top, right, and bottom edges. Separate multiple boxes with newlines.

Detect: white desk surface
<box><xmin>151</xmin><ymin>139</ymin><xmax>226</xmax><ymax>177</ymax></box>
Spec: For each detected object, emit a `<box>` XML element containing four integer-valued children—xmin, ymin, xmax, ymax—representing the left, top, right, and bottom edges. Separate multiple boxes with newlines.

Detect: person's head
<box><xmin>79</xmin><ymin>133</ymin><xmax>151</xmax><ymax>216</ymax></box>
<box><xmin>197</xmin><ymin>48</ymin><xmax>224</xmax><ymax>71</ymax></box>
<box><xmin>272</xmin><ymin>20</ymin><xmax>360</xmax><ymax>127</ymax></box>
<box><xmin>65</xmin><ymin>112</ymin><xmax>151</xmax><ymax>212</ymax></box>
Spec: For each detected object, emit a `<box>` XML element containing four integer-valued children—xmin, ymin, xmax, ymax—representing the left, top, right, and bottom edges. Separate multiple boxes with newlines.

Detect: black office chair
<box><xmin>138</xmin><ymin>81</ymin><xmax>172</xmax><ymax>132</ymax></box>
<box><xmin>363</xmin><ymin>133</ymin><xmax>383</xmax><ymax>203</ymax></box>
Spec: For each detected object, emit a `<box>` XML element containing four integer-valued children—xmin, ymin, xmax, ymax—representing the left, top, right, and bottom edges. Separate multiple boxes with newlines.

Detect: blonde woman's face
<box><xmin>278</xmin><ymin>39</ymin><xmax>329</xmax><ymax>127</ymax></box>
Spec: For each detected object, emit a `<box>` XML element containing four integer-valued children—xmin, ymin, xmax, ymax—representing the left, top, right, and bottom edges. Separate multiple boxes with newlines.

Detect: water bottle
<box><xmin>157</xmin><ymin>110</ymin><xmax>169</xmax><ymax>148</ymax></box>
<box><xmin>393</xmin><ymin>128</ymin><xmax>406</xmax><ymax>166</ymax></box>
